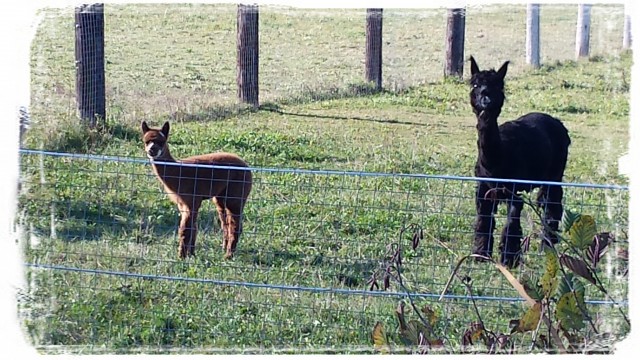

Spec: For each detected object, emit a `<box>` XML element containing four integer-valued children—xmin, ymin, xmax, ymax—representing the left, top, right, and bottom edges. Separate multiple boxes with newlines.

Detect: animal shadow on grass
<box><xmin>27</xmin><ymin>199</ymin><xmax>228</xmax><ymax>248</ymax></box>
<box><xmin>241</xmin><ymin>242</ymin><xmax>378</xmax><ymax>288</ymax></box>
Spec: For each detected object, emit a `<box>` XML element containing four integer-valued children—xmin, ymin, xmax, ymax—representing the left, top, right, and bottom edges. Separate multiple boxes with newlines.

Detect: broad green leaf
<box><xmin>569</xmin><ymin>215</ymin><xmax>597</xmax><ymax>251</ymax></box>
<box><xmin>540</xmin><ymin>249</ymin><xmax>560</xmax><ymax>299</ymax></box>
<box><xmin>372</xmin><ymin>321</ymin><xmax>390</xmax><ymax>354</ymax></box>
<box><xmin>557</xmin><ymin>273</ymin><xmax>585</xmax><ymax>298</ymax></box>
<box><xmin>396</xmin><ymin>302</ymin><xmax>420</xmax><ymax>346</ymax></box>
<box><xmin>494</xmin><ymin>263</ymin><xmax>569</xmax><ymax>353</ymax></box>
<box><xmin>561</xmin><ymin>209</ymin><xmax>581</xmax><ymax>233</ymax></box>
<box><xmin>521</xmin><ymin>274</ymin><xmax>544</xmax><ymax>301</ymax></box>
<box><xmin>407</xmin><ymin>319</ymin><xmax>430</xmax><ymax>344</ymax></box>
<box><xmin>513</xmin><ymin>302</ymin><xmax>542</xmax><ymax>333</ymax></box>
<box><xmin>398</xmin><ymin>321</ymin><xmax>425</xmax><ymax>347</ymax></box>
<box><xmin>556</xmin><ymin>291</ymin><xmax>587</xmax><ymax>332</ymax></box>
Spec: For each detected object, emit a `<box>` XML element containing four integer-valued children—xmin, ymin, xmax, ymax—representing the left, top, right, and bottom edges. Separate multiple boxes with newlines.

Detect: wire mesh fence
<box><xmin>18</xmin><ymin>149</ymin><xmax>629</xmax><ymax>353</ymax></box>
<box><xmin>19</xmin><ymin>2</ymin><xmax>630</xmax><ymax>354</ymax></box>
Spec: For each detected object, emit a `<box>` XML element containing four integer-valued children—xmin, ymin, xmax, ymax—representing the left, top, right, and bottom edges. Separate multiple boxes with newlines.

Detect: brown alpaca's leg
<box><xmin>474</xmin><ymin>182</ymin><xmax>498</xmax><ymax>260</ymax></box>
<box><xmin>222</xmin><ymin>174</ymin><xmax>251</xmax><ymax>259</ymax></box>
<box><xmin>213</xmin><ymin>197</ymin><xmax>229</xmax><ymax>250</ymax></box>
<box><xmin>224</xmin><ymin>199</ymin><xmax>245</xmax><ymax>259</ymax></box>
<box><xmin>177</xmin><ymin>198</ymin><xmax>202</xmax><ymax>258</ymax></box>
<box><xmin>177</xmin><ymin>203</ymin><xmax>189</xmax><ymax>259</ymax></box>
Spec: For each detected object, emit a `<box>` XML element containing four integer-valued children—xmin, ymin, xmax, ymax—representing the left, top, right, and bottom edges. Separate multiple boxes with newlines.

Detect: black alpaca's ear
<box><xmin>470</xmin><ymin>56</ymin><xmax>480</xmax><ymax>76</ymax></box>
<box><xmin>161</xmin><ymin>121</ymin><xmax>170</xmax><ymax>138</ymax></box>
<box><xmin>497</xmin><ymin>61</ymin><xmax>510</xmax><ymax>80</ymax></box>
<box><xmin>141</xmin><ymin>121</ymin><xmax>150</xmax><ymax>134</ymax></box>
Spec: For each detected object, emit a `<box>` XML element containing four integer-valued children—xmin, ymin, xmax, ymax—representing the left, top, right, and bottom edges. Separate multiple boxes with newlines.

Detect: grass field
<box><xmin>19</xmin><ymin>3</ymin><xmax>630</xmax><ymax>354</ymax></box>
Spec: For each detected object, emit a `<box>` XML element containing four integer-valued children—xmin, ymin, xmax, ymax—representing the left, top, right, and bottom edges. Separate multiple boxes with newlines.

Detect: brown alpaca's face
<box><xmin>141</xmin><ymin>121</ymin><xmax>170</xmax><ymax>160</ymax></box>
<box><xmin>469</xmin><ymin>57</ymin><xmax>509</xmax><ymax>116</ymax></box>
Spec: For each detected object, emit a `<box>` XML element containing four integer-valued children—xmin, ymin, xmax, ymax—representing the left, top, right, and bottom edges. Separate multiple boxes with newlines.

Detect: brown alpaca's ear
<box><xmin>470</xmin><ymin>56</ymin><xmax>479</xmax><ymax>76</ymax></box>
<box><xmin>161</xmin><ymin>121</ymin><xmax>170</xmax><ymax>138</ymax></box>
<box><xmin>141</xmin><ymin>121</ymin><xmax>150</xmax><ymax>134</ymax></box>
<box><xmin>497</xmin><ymin>61</ymin><xmax>510</xmax><ymax>80</ymax></box>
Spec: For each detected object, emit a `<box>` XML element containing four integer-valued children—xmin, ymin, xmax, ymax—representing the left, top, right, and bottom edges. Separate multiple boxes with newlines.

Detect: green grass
<box><xmin>19</xmin><ymin>3</ymin><xmax>629</xmax><ymax>354</ymax></box>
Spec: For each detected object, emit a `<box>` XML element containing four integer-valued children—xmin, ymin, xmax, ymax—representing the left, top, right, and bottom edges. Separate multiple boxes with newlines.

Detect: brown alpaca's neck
<box><xmin>150</xmin><ymin>148</ymin><xmax>178</xmax><ymax>184</ymax></box>
<box><xmin>475</xmin><ymin>113</ymin><xmax>502</xmax><ymax>175</ymax></box>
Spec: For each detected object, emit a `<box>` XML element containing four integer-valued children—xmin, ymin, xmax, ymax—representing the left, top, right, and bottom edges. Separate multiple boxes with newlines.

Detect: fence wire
<box><xmin>21</xmin><ymin>2</ymin><xmax>629</xmax><ymax>353</ymax></box>
<box><xmin>18</xmin><ymin>149</ymin><xmax>628</xmax><ymax>353</ymax></box>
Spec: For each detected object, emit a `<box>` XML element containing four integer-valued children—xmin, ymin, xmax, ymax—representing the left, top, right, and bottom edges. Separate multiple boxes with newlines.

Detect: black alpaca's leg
<box><xmin>500</xmin><ymin>195</ymin><xmax>524</xmax><ymax>268</ymax></box>
<box><xmin>541</xmin><ymin>185</ymin><xmax>564</xmax><ymax>247</ymax></box>
<box><xmin>474</xmin><ymin>182</ymin><xmax>498</xmax><ymax>259</ymax></box>
<box><xmin>536</xmin><ymin>185</ymin><xmax>547</xmax><ymax>209</ymax></box>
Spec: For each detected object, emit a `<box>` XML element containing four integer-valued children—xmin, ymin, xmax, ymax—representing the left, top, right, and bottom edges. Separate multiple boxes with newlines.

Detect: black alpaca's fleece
<box><xmin>475</xmin><ymin>112</ymin><xmax>571</xmax><ymax>187</ymax></box>
<box><xmin>469</xmin><ymin>56</ymin><xmax>571</xmax><ymax>267</ymax></box>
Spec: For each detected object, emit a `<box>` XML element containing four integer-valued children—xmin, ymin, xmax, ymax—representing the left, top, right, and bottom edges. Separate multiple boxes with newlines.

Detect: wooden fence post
<box><xmin>75</xmin><ymin>3</ymin><xmax>105</xmax><ymax>128</ymax></box>
<box><xmin>365</xmin><ymin>8</ymin><xmax>383</xmax><ymax>90</ymax></box>
<box><xmin>526</xmin><ymin>4</ymin><xmax>540</xmax><ymax>68</ymax></box>
<box><xmin>623</xmin><ymin>5</ymin><xmax>632</xmax><ymax>50</ymax></box>
<box><xmin>444</xmin><ymin>8</ymin><xmax>466</xmax><ymax>78</ymax></box>
<box><xmin>575</xmin><ymin>4</ymin><xmax>592</xmax><ymax>59</ymax></box>
<box><xmin>237</xmin><ymin>4</ymin><xmax>259</xmax><ymax>108</ymax></box>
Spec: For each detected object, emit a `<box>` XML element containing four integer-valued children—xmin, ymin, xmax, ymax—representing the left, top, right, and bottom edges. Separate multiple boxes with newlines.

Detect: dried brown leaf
<box><xmin>462</xmin><ymin>322</ymin><xmax>485</xmax><ymax>346</ymax></box>
<box><xmin>484</xmin><ymin>188</ymin><xmax>500</xmax><ymax>201</ymax></box>
<box><xmin>383</xmin><ymin>273</ymin><xmax>390</xmax><ymax>291</ymax></box>
<box><xmin>368</xmin><ymin>275</ymin><xmax>379</xmax><ymax>291</ymax></box>
<box><xmin>587</xmin><ymin>232</ymin><xmax>610</xmax><ymax>267</ymax></box>
<box><xmin>412</xmin><ymin>232</ymin><xmax>420</xmax><ymax>250</ymax></box>
<box><xmin>560</xmin><ymin>254</ymin><xmax>597</xmax><ymax>285</ymax></box>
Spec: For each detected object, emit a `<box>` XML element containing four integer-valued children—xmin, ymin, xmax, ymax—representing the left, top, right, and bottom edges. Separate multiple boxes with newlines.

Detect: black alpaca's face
<box><xmin>141</xmin><ymin>121</ymin><xmax>170</xmax><ymax>160</ymax></box>
<box><xmin>469</xmin><ymin>56</ymin><xmax>509</xmax><ymax>115</ymax></box>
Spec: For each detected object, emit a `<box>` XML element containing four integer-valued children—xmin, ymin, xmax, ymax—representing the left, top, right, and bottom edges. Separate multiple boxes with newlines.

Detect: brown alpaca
<box><xmin>141</xmin><ymin>121</ymin><xmax>252</xmax><ymax>259</ymax></box>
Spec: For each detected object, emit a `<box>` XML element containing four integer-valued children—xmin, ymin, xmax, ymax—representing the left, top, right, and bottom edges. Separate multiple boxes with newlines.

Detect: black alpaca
<box><xmin>469</xmin><ymin>56</ymin><xmax>571</xmax><ymax>268</ymax></box>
